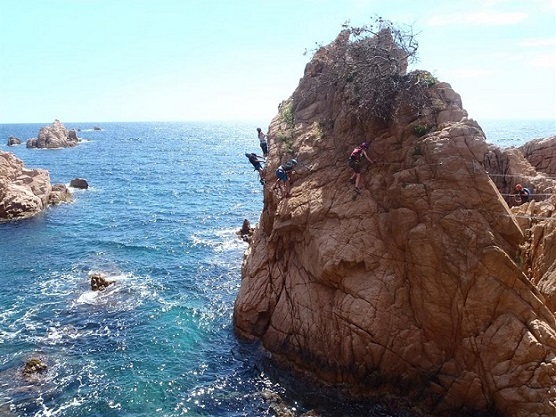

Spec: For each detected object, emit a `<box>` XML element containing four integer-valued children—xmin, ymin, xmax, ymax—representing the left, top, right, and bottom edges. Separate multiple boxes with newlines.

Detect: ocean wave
<box><xmin>70</xmin><ymin>271</ymin><xmax>158</xmax><ymax>313</ymax></box>
<box><xmin>190</xmin><ymin>227</ymin><xmax>248</xmax><ymax>253</ymax></box>
<box><xmin>35</xmin><ymin>396</ymin><xmax>87</xmax><ymax>417</ymax></box>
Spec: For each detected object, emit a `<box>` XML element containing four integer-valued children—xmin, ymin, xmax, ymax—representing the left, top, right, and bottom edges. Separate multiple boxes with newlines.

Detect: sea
<box><xmin>0</xmin><ymin>119</ymin><xmax>554</xmax><ymax>417</ymax></box>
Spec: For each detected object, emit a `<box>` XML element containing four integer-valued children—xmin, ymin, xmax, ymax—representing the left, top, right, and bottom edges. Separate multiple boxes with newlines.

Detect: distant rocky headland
<box><xmin>0</xmin><ymin>120</ymin><xmax>85</xmax><ymax>219</ymax></box>
<box><xmin>233</xmin><ymin>25</ymin><xmax>556</xmax><ymax>416</ymax></box>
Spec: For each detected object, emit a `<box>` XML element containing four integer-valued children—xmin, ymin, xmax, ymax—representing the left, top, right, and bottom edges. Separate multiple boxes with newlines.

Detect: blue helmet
<box><xmin>360</xmin><ymin>142</ymin><xmax>369</xmax><ymax>149</ymax></box>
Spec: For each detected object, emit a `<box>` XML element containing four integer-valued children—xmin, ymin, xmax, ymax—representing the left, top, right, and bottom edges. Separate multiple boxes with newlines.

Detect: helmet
<box><xmin>515</xmin><ymin>184</ymin><xmax>522</xmax><ymax>190</ymax></box>
<box><xmin>291</xmin><ymin>159</ymin><xmax>298</xmax><ymax>165</ymax></box>
<box><xmin>360</xmin><ymin>142</ymin><xmax>369</xmax><ymax>149</ymax></box>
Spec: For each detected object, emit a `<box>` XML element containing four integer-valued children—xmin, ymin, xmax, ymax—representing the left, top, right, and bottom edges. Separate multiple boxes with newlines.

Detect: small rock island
<box><xmin>26</xmin><ymin>119</ymin><xmax>80</xmax><ymax>149</ymax></box>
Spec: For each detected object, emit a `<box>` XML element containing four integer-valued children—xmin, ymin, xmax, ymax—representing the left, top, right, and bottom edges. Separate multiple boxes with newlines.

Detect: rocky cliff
<box><xmin>0</xmin><ymin>152</ymin><xmax>71</xmax><ymax>220</ymax></box>
<box><xmin>519</xmin><ymin>135</ymin><xmax>556</xmax><ymax>175</ymax></box>
<box><xmin>233</xmin><ymin>27</ymin><xmax>556</xmax><ymax>416</ymax></box>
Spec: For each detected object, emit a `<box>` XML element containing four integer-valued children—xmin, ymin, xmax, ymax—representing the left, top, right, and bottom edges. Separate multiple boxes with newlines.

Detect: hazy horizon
<box><xmin>1</xmin><ymin>0</ymin><xmax>554</xmax><ymax>125</ymax></box>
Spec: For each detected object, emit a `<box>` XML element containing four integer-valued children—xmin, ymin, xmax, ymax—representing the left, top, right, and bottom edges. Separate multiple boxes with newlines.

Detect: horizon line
<box><xmin>1</xmin><ymin>117</ymin><xmax>555</xmax><ymax>126</ymax></box>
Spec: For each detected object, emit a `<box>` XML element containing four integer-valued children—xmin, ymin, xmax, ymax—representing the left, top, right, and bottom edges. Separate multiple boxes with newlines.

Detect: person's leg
<box><xmin>349</xmin><ymin>161</ymin><xmax>356</xmax><ymax>182</ymax></box>
<box><xmin>350</xmin><ymin>161</ymin><xmax>360</xmax><ymax>183</ymax></box>
<box><xmin>354</xmin><ymin>173</ymin><xmax>361</xmax><ymax>189</ymax></box>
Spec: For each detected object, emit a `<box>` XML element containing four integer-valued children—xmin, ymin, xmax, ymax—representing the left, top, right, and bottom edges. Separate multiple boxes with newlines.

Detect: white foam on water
<box><xmin>191</xmin><ymin>227</ymin><xmax>248</xmax><ymax>253</ymax></box>
<box><xmin>35</xmin><ymin>394</ymin><xmax>86</xmax><ymax>417</ymax></box>
<box><xmin>76</xmin><ymin>290</ymin><xmax>99</xmax><ymax>305</ymax></box>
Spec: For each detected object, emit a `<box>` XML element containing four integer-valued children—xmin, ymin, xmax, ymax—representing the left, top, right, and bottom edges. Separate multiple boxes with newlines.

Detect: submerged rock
<box><xmin>22</xmin><ymin>358</ymin><xmax>47</xmax><ymax>376</ymax></box>
<box><xmin>234</xmin><ymin>26</ymin><xmax>556</xmax><ymax>417</ymax></box>
<box><xmin>90</xmin><ymin>272</ymin><xmax>114</xmax><ymax>291</ymax></box>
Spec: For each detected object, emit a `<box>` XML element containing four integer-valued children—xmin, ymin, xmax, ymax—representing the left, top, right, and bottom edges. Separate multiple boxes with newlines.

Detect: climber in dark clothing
<box><xmin>273</xmin><ymin>158</ymin><xmax>298</xmax><ymax>197</ymax></box>
<box><xmin>245</xmin><ymin>153</ymin><xmax>265</xmax><ymax>184</ymax></box>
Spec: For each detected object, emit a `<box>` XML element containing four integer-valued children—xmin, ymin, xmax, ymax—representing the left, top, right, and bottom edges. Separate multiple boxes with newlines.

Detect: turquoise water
<box><xmin>0</xmin><ymin>120</ymin><xmax>554</xmax><ymax>416</ymax></box>
<box><xmin>0</xmin><ymin>122</ymin><xmax>272</xmax><ymax>416</ymax></box>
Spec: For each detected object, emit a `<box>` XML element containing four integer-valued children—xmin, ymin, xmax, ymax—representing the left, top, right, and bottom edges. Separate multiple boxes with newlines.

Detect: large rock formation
<box><xmin>26</xmin><ymin>119</ymin><xmax>79</xmax><ymax>148</ymax></box>
<box><xmin>234</xmin><ymin>27</ymin><xmax>556</xmax><ymax>416</ymax></box>
<box><xmin>519</xmin><ymin>135</ymin><xmax>556</xmax><ymax>175</ymax></box>
<box><xmin>0</xmin><ymin>151</ymin><xmax>72</xmax><ymax>220</ymax></box>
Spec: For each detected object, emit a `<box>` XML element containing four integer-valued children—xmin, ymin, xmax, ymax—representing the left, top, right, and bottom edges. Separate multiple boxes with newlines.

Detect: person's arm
<box><xmin>362</xmin><ymin>150</ymin><xmax>374</xmax><ymax>163</ymax></box>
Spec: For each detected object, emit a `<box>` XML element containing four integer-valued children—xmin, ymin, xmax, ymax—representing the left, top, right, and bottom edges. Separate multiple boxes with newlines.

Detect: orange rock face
<box><xmin>233</xmin><ymin>29</ymin><xmax>556</xmax><ymax>416</ymax></box>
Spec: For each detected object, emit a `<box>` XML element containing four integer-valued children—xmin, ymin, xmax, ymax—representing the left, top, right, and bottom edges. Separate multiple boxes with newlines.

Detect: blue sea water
<box><xmin>0</xmin><ymin>119</ymin><xmax>554</xmax><ymax>417</ymax></box>
<box><xmin>478</xmin><ymin>118</ymin><xmax>556</xmax><ymax>148</ymax></box>
<box><xmin>0</xmin><ymin>121</ymin><xmax>272</xmax><ymax>417</ymax></box>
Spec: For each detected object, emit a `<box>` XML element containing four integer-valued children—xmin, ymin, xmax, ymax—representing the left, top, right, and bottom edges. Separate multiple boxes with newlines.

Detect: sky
<box><xmin>0</xmin><ymin>0</ymin><xmax>555</xmax><ymax>124</ymax></box>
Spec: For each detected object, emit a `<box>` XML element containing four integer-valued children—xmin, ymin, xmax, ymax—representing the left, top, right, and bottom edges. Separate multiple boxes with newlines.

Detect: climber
<box><xmin>272</xmin><ymin>159</ymin><xmax>298</xmax><ymax>197</ymax></box>
<box><xmin>245</xmin><ymin>153</ymin><xmax>265</xmax><ymax>184</ymax></box>
<box><xmin>348</xmin><ymin>142</ymin><xmax>374</xmax><ymax>193</ymax></box>
<box><xmin>256</xmin><ymin>128</ymin><xmax>268</xmax><ymax>157</ymax></box>
<box><xmin>514</xmin><ymin>184</ymin><xmax>532</xmax><ymax>203</ymax></box>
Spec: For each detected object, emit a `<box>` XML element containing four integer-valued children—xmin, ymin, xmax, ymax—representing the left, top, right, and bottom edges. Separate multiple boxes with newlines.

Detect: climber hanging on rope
<box><xmin>245</xmin><ymin>153</ymin><xmax>266</xmax><ymax>184</ymax></box>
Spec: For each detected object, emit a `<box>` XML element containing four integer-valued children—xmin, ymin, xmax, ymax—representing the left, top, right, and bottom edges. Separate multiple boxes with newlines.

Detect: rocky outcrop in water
<box><xmin>70</xmin><ymin>178</ymin><xmax>89</xmax><ymax>189</ymax></box>
<box><xmin>0</xmin><ymin>151</ymin><xmax>72</xmax><ymax>220</ymax></box>
<box><xmin>234</xmin><ymin>27</ymin><xmax>556</xmax><ymax>417</ymax></box>
<box><xmin>26</xmin><ymin>119</ymin><xmax>80</xmax><ymax>148</ymax></box>
<box><xmin>22</xmin><ymin>358</ymin><xmax>47</xmax><ymax>377</ymax></box>
<box><xmin>237</xmin><ymin>219</ymin><xmax>255</xmax><ymax>242</ymax></box>
<box><xmin>90</xmin><ymin>272</ymin><xmax>114</xmax><ymax>291</ymax></box>
<box><xmin>7</xmin><ymin>136</ymin><xmax>21</xmax><ymax>146</ymax></box>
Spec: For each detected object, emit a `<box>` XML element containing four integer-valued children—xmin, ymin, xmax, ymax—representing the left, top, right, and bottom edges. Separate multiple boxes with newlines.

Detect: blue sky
<box><xmin>0</xmin><ymin>0</ymin><xmax>555</xmax><ymax>124</ymax></box>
